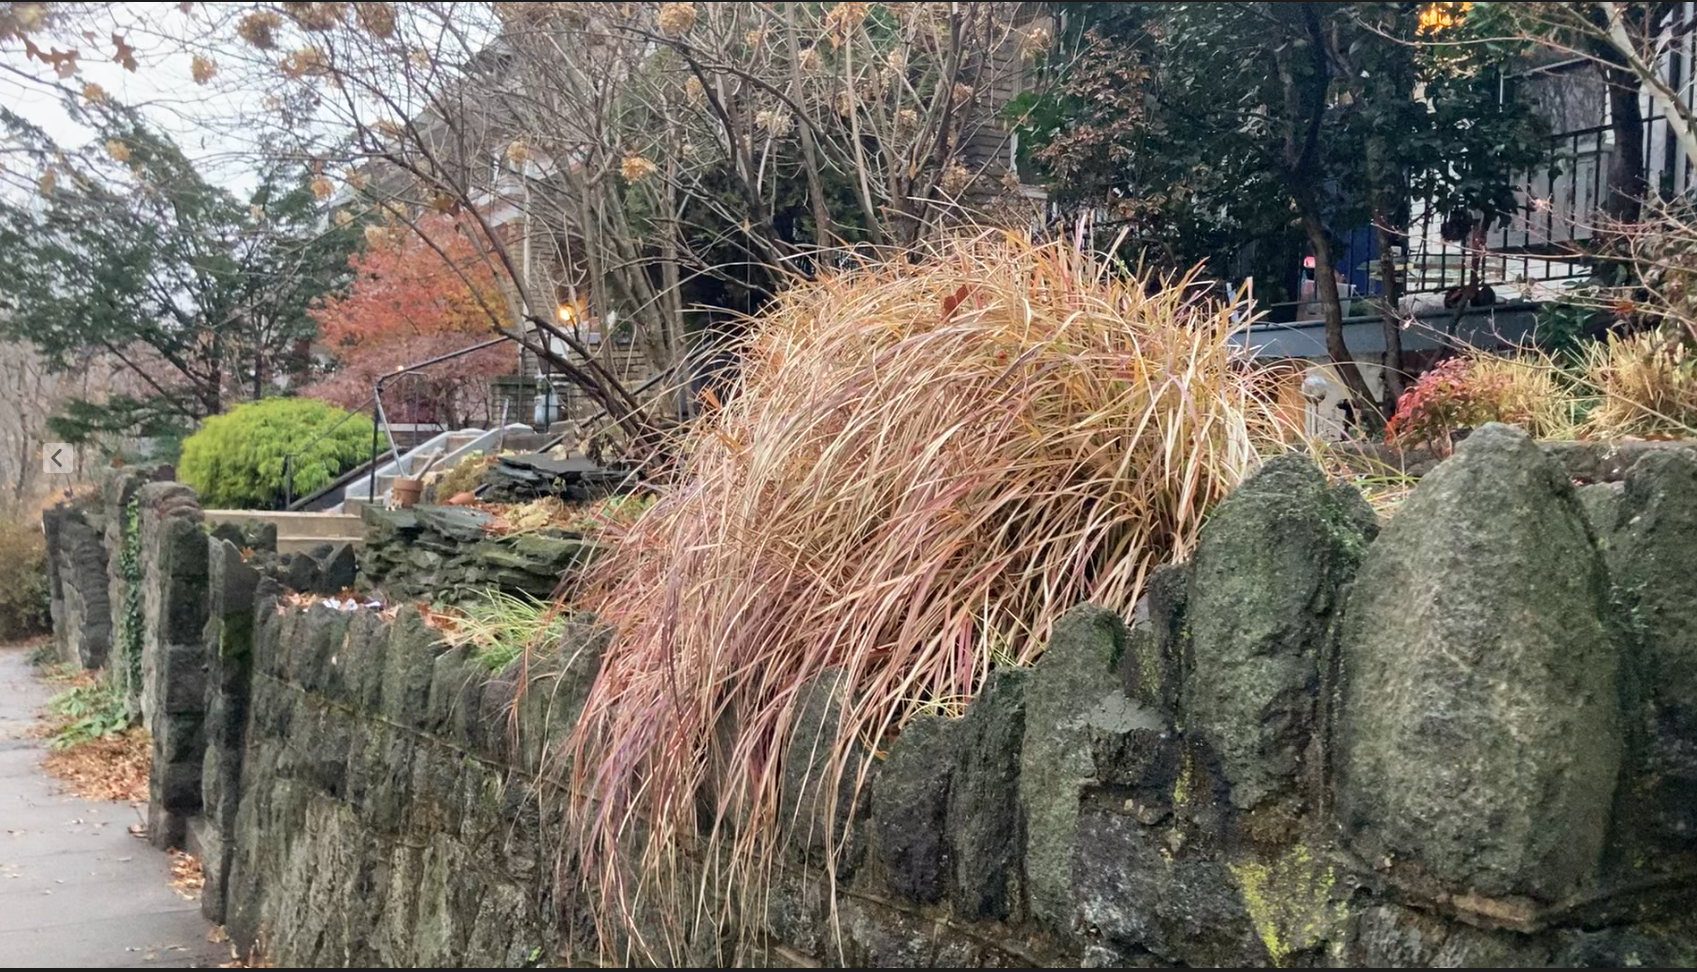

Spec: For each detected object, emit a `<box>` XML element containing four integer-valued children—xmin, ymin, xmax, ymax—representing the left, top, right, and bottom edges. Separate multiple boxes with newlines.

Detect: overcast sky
<box><xmin>3</xmin><ymin>4</ymin><xmax>277</xmax><ymax>196</ymax></box>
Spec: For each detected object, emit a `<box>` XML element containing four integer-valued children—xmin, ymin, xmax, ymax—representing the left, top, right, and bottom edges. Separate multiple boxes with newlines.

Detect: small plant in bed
<box><xmin>39</xmin><ymin>672</ymin><xmax>148</xmax><ymax>802</ymax></box>
<box><xmin>433</xmin><ymin>590</ymin><xmax>574</xmax><ymax>672</ymax></box>
<box><xmin>45</xmin><ymin>674</ymin><xmax>129</xmax><ymax>749</ymax></box>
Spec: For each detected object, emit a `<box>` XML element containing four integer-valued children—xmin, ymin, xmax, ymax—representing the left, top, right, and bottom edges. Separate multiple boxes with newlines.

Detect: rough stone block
<box><xmin>414</xmin><ymin>504</ymin><xmax>494</xmax><ymax>542</ymax></box>
<box><xmin>427</xmin><ymin>645</ymin><xmax>480</xmax><ymax>737</ymax></box>
<box><xmin>252</xmin><ymin>582</ymin><xmax>285</xmax><ymax>676</ymax></box>
<box><xmin>382</xmin><ymin>606</ymin><xmax>446</xmax><ymax>730</ymax></box>
<box><xmin>281</xmin><ymin>551</ymin><xmax>323</xmax><ymax>594</ymax></box>
<box><xmin>158</xmin><ymin>515</ymin><xmax>210</xmax><ymax>644</ymax></box>
<box><xmin>357</xmin><ymin>723</ymin><xmax>416</xmax><ymax>836</ymax></box>
<box><xmin>1184</xmin><ymin>454</ymin><xmax>1369</xmax><ymax>812</ymax></box>
<box><xmin>1071</xmin><ymin>807</ymin><xmax>1266</xmax><ymax>966</ymax></box>
<box><xmin>478</xmin><ymin>674</ymin><xmax>518</xmax><ymax>763</ymax></box>
<box><xmin>510</xmin><ymin>651</ymin><xmax>563</xmax><ymax>774</ymax></box>
<box><xmin>1340</xmin><ymin>903</ymin><xmax>1548</xmax><ymax>967</ymax></box>
<box><xmin>781</xmin><ymin>668</ymin><xmax>870</xmax><ymax>874</ymax></box>
<box><xmin>158</xmin><ymin>642</ymin><xmax>210</xmax><ymax>714</ymax></box>
<box><xmin>197</xmin><ymin>822</ymin><xmax>230</xmax><ymax>925</ymax></box>
<box><xmin>293</xmin><ymin>605</ymin><xmax>353</xmax><ymax>693</ymax></box>
<box><xmin>513</xmin><ymin>623</ymin><xmax>608</xmax><ymax>773</ymax></box>
<box><xmin>839</xmin><ymin>896</ymin><xmax>939</xmax><ymax>968</ymax></box>
<box><xmin>149</xmin><ymin>758</ymin><xmax>203</xmax><ymax>849</ymax></box>
<box><xmin>1577</xmin><ymin>481</ymin><xmax>1626</xmax><ymax>541</ymax></box>
<box><xmin>1338</xmin><ymin>424</ymin><xmax>1622</xmax><ymax>904</ymax></box>
<box><xmin>1602</xmin><ymin>449</ymin><xmax>1697</xmax><ymax>867</ymax></box>
<box><xmin>349</xmin><ymin>610</ymin><xmax>391</xmax><ymax>713</ymax></box>
<box><xmin>155</xmin><ymin>708</ymin><xmax>207</xmax><ymax>763</ymax></box>
<box><xmin>319</xmin><ymin>609</ymin><xmax>376</xmax><ymax>704</ymax></box>
<box><xmin>947</xmin><ymin>668</ymin><xmax>1026</xmax><ymax>921</ymax></box>
<box><xmin>315</xmin><ymin>541</ymin><xmax>358</xmax><ymax>592</ymax></box>
<box><xmin>208</xmin><ymin>540</ymin><xmax>260</xmax><ymax>655</ymax></box>
<box><xmin>1122</xmin><ymin>562</ymin><xmax>1187</xmax><ymax>716</ymax></box>
<box><xmin>871</xmin><ymin>714</ymin><xmax>955</xmax><ymax>903</ymax></box>
<box><xmin>362</xmin><ymin>504</ymin><xmax>420</xmax><ymax>543</ymax></box>
<box><xmin>1020</xmin><ymin>603</ymin><xmax>1162</xmax><ymax>931</ymax></box>
<box><xmin>44</xmin><ymin>506</ymin><xmax>113</xmax><ymax>669</ymax></box>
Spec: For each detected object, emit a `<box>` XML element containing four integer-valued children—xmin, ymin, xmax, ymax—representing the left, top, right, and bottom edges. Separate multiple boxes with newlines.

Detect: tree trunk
<box><xmin>783</xmin><ymin>3</ymin><xmax>833</xmax><ymax>246</ymax></box>
<box><xmin>1600</xmin><ymin>59</ymin><xmax>1646</xmax><ymax>226</ymax></box>
<box><xmin>203</xmin><ymin>332</ymin><xmax>223</xmax><ymax>418</ymax></box>
<box><xmin>1373</xmin><ymin>213</ymin><xmax>1407</xmax><ymax>414</ymax></box>
<box><xmin>1363</xmin><ymin>119</ymin><xmax>1406</xmax><ymax>414</ymax></box>
<box><xmin>1300</xmin><ymin>207</ymin><xmax>1380</xmax><ymax>429</ymax></box>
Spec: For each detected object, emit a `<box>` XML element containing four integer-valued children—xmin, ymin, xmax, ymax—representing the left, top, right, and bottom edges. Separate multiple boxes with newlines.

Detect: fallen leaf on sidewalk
<box><xmin>41</xmin><ymin>729</ymin><xmax>150</xmax><ymax>803</ymax></box>
<box><xmin>168</xmin><ymin>850</ymin><xmax>203</xmax><ymax>900</ymax></box>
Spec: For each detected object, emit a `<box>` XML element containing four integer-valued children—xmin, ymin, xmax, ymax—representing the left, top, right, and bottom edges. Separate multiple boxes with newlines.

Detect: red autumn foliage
<box><xmin>301</xmin><ymin>215</ymin><xmax>516</xmax><ymax>425</ymax></box>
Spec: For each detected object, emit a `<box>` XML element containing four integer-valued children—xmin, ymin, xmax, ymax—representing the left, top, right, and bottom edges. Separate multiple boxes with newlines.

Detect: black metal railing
<box><xmin>366</xmin><ymin>335</ymin><xmax>516</xmax><ymax>504</ymax></box>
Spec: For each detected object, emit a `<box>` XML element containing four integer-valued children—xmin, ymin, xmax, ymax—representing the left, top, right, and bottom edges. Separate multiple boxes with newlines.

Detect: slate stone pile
<box><xmin>359</xmin><ymin>504</ymin><xmax>597</xmax><ymax>603</ymax></box>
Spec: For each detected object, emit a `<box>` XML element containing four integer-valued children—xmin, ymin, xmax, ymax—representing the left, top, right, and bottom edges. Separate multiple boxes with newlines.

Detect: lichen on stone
<box><xmin>1227</xmin><ymin>842</ymin><xmax>1344</xmax><ymax>967</ymax></box>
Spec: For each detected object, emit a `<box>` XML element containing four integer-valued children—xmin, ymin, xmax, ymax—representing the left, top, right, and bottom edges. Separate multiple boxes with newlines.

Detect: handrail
<box><xmin>366</xmin><ymin>334</ymin><xmax>515</xmax><ymax>503</ymax></box>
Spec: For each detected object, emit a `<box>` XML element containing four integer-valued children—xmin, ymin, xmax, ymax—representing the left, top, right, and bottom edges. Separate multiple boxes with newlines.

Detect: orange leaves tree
<box><xmin>301</xmin><ymin>214</ymin><xmax>517</xmax><ymax>428</ymax></box>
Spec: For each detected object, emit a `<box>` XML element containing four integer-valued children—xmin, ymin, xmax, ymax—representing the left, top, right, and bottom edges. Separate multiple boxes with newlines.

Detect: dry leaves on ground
<box><xmin>168</xmin><ymin>850</ymin><xmax>203</xmax><ymax>900</ymax></box>
<box><xmin>37</xmin><ymin>663</ymin><xmax>95</xmax><ymax>688</ymax></box>
<box><xmin>214</xmin><ymin>926</ymin><xmax>274</xmax><ymax>968</ymax></box>
<box><xmin>476</xmin><ymin>496</ymin><xmax>582</xmax><ymax>535</ymax></box>
<box><xmin>38</xmin><ymin>728</ymin><xmax>150</xmax><ymax>802</ymax></box>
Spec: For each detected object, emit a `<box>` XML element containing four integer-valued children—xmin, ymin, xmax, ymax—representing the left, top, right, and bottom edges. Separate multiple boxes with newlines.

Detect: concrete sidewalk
<box><xmin>0</xmin><ymin>644</ymin><xmax>226</xmax><ymax>968</ymax></box>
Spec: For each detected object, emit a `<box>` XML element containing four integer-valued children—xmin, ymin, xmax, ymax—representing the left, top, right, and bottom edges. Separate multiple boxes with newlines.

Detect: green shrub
<box><xmin>0</xmin><ymin>517</ymin><xmax>50</xmax><ymax>641</ymax></box>
<box><xmin>179</xmin><ymin>397</ymin><xmax>378</xmax><ymax>509</ymax></box>
<box><xmin>45</xmin><ymin>674</ymin><xmax>130</xmax><ymax>749</ymax></box>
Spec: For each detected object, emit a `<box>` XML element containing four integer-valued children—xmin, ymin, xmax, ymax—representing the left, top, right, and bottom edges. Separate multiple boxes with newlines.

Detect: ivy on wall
<box><xmin>112</xmin><ymin>496</ymin><xmax>143</xmax><ymax>721</ymax></box>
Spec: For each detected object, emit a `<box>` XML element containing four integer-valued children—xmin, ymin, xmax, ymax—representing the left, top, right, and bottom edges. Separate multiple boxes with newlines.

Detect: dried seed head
<box><xmin>621</xmin><ymin>154</ymin><xmax>658</xmax><ymax>182</ymax></box>
<box><xmin>355</xmin><ymin>1</ymin><xmax>396</xmax><ymax>38</ymax></box>
<box><xmin>657</xmin><ymin>2</ymin><xmax>696</xmax><ymax>36</ymax></box>
<box><xmin>237</xmin><ymin>10</ymin><xmax>282</xmax><ymax>49</ymax></box>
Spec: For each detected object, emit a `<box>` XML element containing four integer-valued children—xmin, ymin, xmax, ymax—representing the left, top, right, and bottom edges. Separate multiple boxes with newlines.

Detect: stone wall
<box><xmin>217</xmin><ymin>597</ymin><xmax>601</xmax><ymax>965</ymax></box>
<box><xmin>192</xmin><ymin>424</ymin><xmax>1697</xmax><ymax>967</ymax></box>
<box><xmin>359</xmin><ymin>505</ymin><xmax>597</xmax><ymax>604</ymax></box>
<box><xmin>135</xmin><ymin>481</ymin><xmax>212</xmax><ymax>850</ymax></box>
<box><xmin>52</xmin><ymin>427</ymin><xmax>1697</xmax><ymax>966</ymax></box>
<box><xmin>1338</xmin><ymin>435</ymin><xmax>1697</xmax><ymax>482</ymax></box>
<box><xmin>40</xmin><ymin>465</ymin><xmax>175</xmax><ymax>674</ymax></box>
<box><xmin>41</xmin><ymin>501</ymin><xmax>112</xmax><ymax>669</ymax></box>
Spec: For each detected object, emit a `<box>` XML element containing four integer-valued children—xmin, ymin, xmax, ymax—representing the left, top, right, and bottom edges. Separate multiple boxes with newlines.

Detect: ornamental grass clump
<box><xmin>1580</xmin><ymin>328</ymin><xmax>1697</xmax><ymax>438</ymax></box>
<box><xmin>562</xmin><ymin>234</ymin><xmax>1294</xmax><ymax>963</ymax></box>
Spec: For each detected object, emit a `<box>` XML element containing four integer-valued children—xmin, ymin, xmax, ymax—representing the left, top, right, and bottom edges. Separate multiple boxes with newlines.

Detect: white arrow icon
<box><xmin>44</xmin><ymin>443</ymin><xmax>72</xmax><ymax>475</ymax></box>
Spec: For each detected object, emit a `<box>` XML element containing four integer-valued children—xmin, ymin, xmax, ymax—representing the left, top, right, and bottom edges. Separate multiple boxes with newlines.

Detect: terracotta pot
<box><xmin>391</xmin><ymin>476</ymin><xmax>424</xmax><ymax>509</ymax></box>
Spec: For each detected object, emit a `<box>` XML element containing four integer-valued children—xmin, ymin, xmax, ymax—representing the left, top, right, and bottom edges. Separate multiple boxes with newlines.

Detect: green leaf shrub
<box><xmin>179</xmin><ymin>397</ymin><xmax>377</xmax><ymax>509</ymax></box>
<box><xmin>45</xmin><ymin>675</ymin><xmax>131</xmax><ymax>749</ymax></box>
